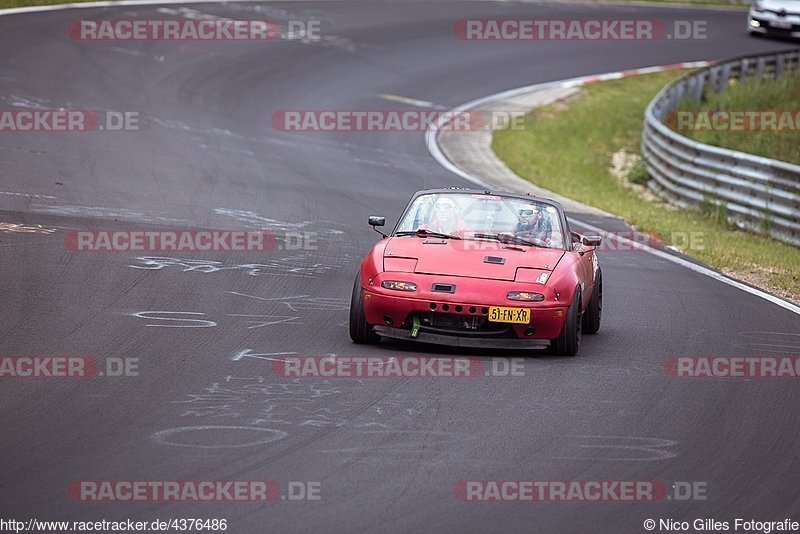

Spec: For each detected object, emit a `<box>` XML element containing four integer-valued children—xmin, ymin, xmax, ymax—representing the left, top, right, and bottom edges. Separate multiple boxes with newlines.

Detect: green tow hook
<box><xmin>410</xmin><ymin>315</ymin><xmax>421</xmax><ymax>338</ymax></box>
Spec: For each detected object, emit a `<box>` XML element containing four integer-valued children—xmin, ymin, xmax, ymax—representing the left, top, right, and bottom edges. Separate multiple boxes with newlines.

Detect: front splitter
<box><xmin>373</xmin><ymin>326</ymin><xmax>551</xmax><ymax>350</ymax></box>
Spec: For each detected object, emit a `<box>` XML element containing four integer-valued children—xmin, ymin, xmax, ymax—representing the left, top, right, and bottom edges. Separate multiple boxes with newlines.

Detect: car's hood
<box><xmin>755</xmin><ymin>0</ymin><xmax>800</xmax><ymax>12</ymax></box>
<box><xmin>384</xmin><ymin>237</ymin><xmax>565</xmax><ymax>281</ymax></box>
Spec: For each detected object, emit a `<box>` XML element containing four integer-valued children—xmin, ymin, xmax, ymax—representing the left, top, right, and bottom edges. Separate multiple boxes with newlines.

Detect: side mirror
<box><xmin>582</xmin><ymin>235</ymin><xmax>602</xmax><ymax>247</ymax></box>
<box><xmin>369</xmin><ymin>216</ymin><xmax>387</xmax><ymax>238</ymax></box>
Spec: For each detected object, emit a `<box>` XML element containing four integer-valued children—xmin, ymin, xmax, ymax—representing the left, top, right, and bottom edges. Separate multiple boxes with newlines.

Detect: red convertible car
<box><xmin>349</xmin><ymin>188</ymin><xmax>603</xmax><ymax>355</ymax></box>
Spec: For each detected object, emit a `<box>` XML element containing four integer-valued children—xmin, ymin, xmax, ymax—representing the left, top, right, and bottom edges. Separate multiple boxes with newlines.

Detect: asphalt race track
<box><xmin>1</xmin><ymin>1</ymin><xmax>799</xmax><ymax>532</ymax></box>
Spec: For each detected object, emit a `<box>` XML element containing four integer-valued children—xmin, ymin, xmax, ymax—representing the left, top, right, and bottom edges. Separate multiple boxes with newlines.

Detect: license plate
<box><xmin>488</xmin><ymin>306</ymin><xmax>530</xmax><ymax>324</ymax></box>
<box><xmin>769</xmin><ymin>20</ymin><xmax>792</xmax><ymax>29</ymax></box>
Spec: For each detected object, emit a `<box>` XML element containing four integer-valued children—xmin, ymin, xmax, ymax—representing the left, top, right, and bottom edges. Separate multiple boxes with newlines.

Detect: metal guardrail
<box><xmin>642</xmin><ymin>49</ymin><xmax>800</xmax><ymax>247</ymax></box>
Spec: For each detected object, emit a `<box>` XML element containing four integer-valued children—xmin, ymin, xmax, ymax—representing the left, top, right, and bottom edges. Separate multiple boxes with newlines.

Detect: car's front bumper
<box><xmin>361</xmin><ymin>274</ymin><xmax>569</xmax><ymax>342</ymax></box>
<box><xmin>748</xmin><ymin>10</ymin><xmax>800</xmax><ymax>38</ymax></box>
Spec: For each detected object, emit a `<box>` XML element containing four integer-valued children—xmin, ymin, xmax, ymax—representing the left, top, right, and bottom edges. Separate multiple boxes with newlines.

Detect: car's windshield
<box><xmin>395</xmin><ymin>192</ymin><xmax>565</xmax><ymax>249</ymax></box>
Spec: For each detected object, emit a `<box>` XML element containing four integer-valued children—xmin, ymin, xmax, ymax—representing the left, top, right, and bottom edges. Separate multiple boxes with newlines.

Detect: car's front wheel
<box><xmin>551</xmin><ymin>288</ymin><xmax>582</xmax><ymax>356</ymax></box>
<box><xmin>349</xmin><ymin>273</ymin><xmax>380</xmax><ymax>344</ymax></box>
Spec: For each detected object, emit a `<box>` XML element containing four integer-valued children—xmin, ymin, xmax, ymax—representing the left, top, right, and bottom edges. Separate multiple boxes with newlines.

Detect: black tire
<box><xmin>582</xmin><ymin>269</ymin><xmax>602</xmax><ymax>335</ymax></box>
<box><xmin>349</xmin><ymin>273</ymin><xmax>380</xmax><ymax>344</ymax></box>
<box><xmin>551</xmin><ymin>288</ymin><xmax>582</xmax><ymax>356</ymax></box>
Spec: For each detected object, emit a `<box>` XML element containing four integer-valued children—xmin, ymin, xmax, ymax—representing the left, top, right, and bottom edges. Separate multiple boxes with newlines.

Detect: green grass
<box><xmin>672</xmin><ymin>68</ymin><xmax>800</xmax><ymax>165</ymax></box>
<box><xmin>492</xmin><ymin>70</ymin><xmax>800</xmax><ymax>302</ymax></box>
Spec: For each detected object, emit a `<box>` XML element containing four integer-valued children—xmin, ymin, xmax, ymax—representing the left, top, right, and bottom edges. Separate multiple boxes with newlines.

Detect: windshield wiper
<box><xmin>473</xmin><ymin>232</ymin><xmax>543</xmax><ymax>248</ymax></box>
<box><xmin>395</xmin><ymin>228</ymin><xmax>462</xmax><ymax>240</ymax></box>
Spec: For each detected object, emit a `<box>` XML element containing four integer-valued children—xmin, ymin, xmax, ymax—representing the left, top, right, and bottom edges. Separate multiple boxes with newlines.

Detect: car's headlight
<box><xmin>507</xmin><ymin>291</ymin><xmax>545</xmax><ymax>302</ymax></box>
<box><xmin>752</xmin><ymin>1</ymin><xmax>764</xmax><ymax>11</ymax></box>
<box><xmin>381</xmin><ymin>280</ymin><xmax>417</xmax><ymax>292</ymax></box>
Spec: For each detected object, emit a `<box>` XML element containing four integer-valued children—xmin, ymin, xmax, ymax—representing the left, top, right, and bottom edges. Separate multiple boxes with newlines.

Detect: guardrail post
<box><xmin>707</xmin><ymin>66</ymin><xmax>718</xmax><ymax>92</ymax></box>
<box><xmin>755</xmin><ymin>56</ymin><xmax>766</xmax><ymax>76</ymax></box>
<box><xmin>687</xmin><ymin>75</ymin><xmax>703</xmax><ymax>102</ymax></box>
<box><xmin>720</xmin><ymin>63</ymin><xmax>732</xmax><ymax>88</ymax></box>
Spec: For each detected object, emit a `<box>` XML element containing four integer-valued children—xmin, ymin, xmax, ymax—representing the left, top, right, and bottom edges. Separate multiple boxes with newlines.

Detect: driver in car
<box><xmin>423</xmin><ymin>197</ymin><xmax>467</xmax><ymax>235</ymax></box>
<box><xmin>516</xmin><ymin>206</ymin><xmax>553</xmax><ymax>245</ymax></box>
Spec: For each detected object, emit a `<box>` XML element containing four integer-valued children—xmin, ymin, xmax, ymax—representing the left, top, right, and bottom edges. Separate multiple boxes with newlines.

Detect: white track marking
<box><xmin>571</xmin><ymin>218</ymin><xmax>800</xmax><ymax>315</ymax></box>
<box><xmin>378</xmin><ymin>94</ymin><xmax>440</xmax><ymax>109</ymax></box>
<box><xmin>232</xmin><ymin>349</ymin><xmax>297</xmax><ymax>362</ymax></box>
<box><xmin>0</xmin><ymin>190</ymin><xmax>57</xmax><ymax>199</ymax></box>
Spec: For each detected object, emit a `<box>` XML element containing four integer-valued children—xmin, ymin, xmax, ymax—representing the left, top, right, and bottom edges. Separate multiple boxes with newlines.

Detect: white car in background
<box><xmin>748</xmin><ymin>0</ymin><xmax>800</xmax><ymax>38</ymax></box>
